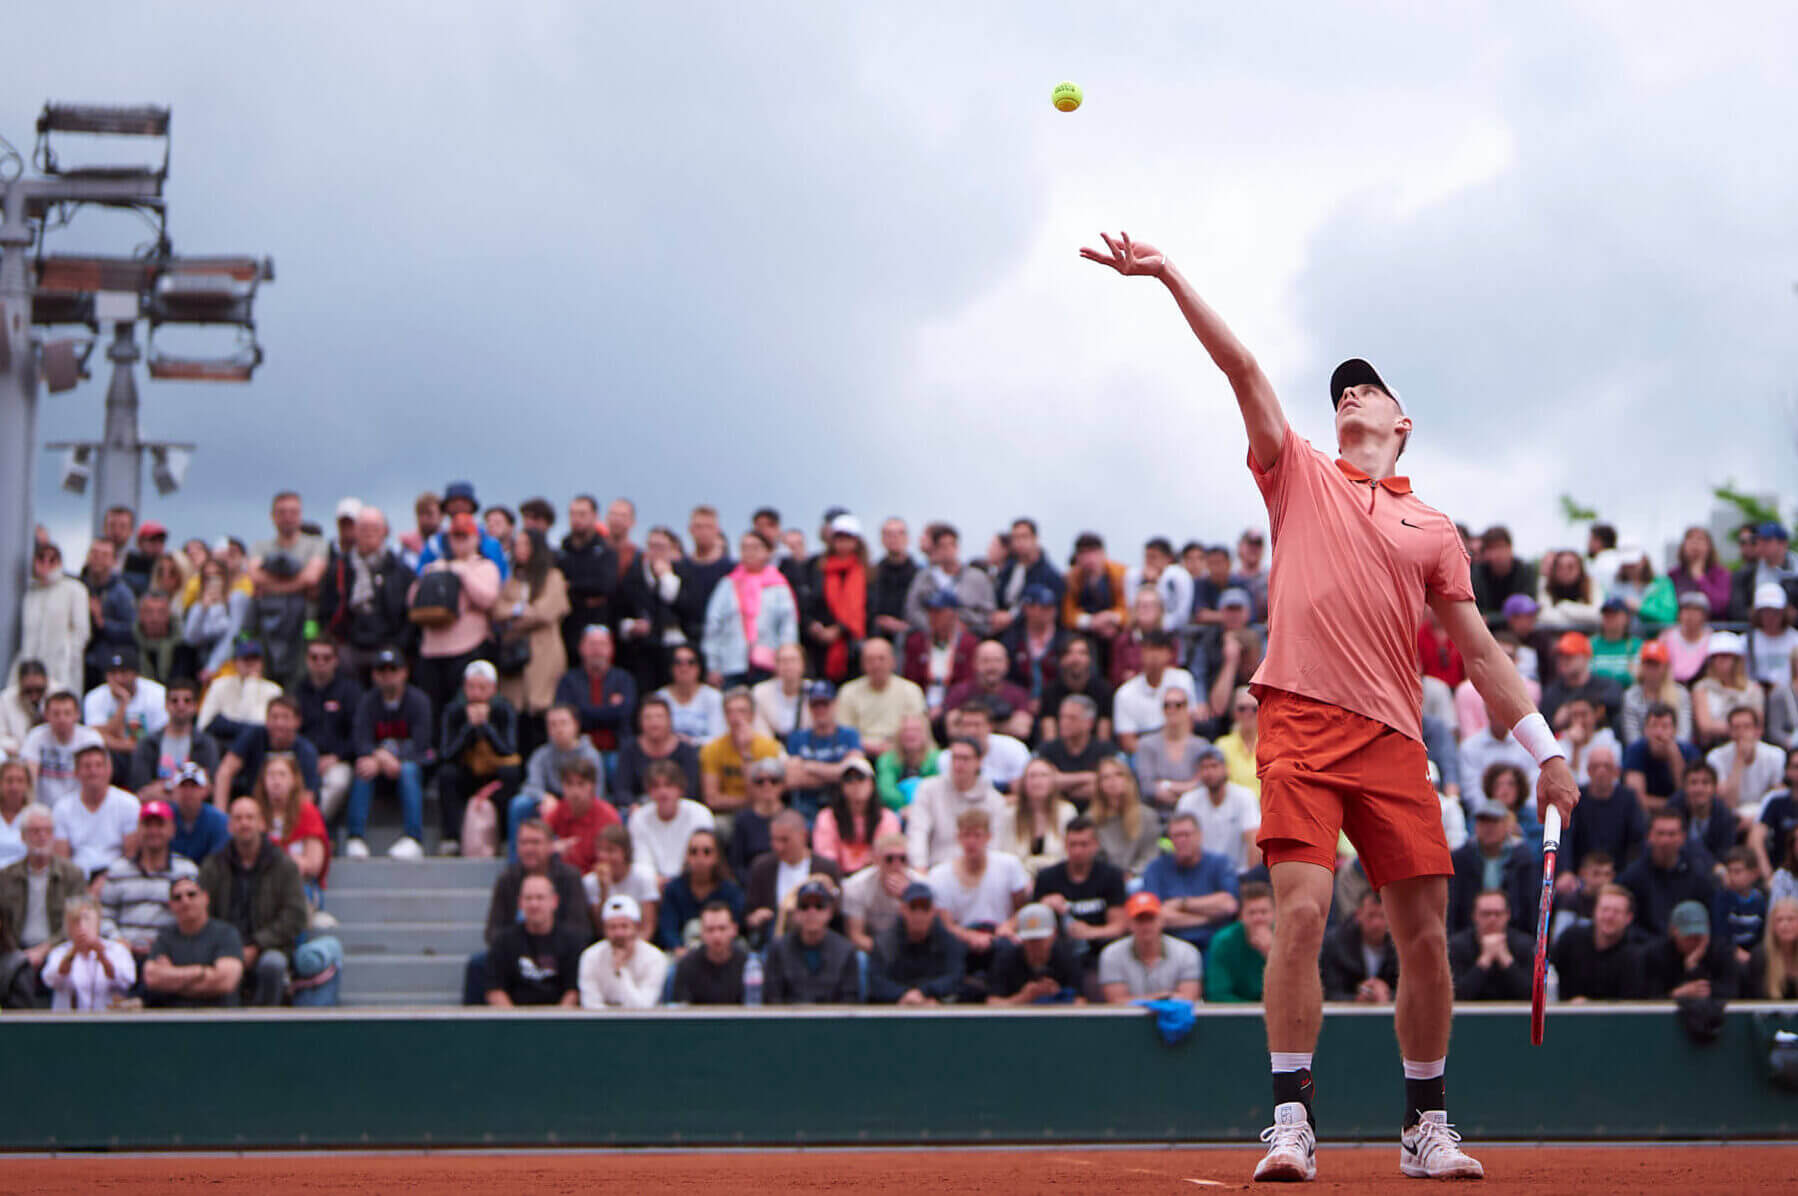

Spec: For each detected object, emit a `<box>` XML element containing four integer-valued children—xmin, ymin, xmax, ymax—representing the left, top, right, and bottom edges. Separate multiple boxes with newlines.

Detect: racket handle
<box><xmin>1542</xmin><ymin>804</ymin><xmax>1562</xmax><ymax>851</ymax></box>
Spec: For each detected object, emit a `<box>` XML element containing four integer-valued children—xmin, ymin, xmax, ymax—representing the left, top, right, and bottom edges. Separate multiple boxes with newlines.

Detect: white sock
<box><xmin>1270</xmin><ymin>1051</ymin><xmax>1314</xmax><ymax>1073</ymax></box>
<box><xmin>1402</xmin><ymin>1056</ymin><xmax>1446</xmax><ymax>1080</ymax></box>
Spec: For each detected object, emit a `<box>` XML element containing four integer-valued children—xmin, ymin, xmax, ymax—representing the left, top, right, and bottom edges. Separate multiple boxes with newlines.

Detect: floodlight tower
<box><xmin>0</xmin><ymin>102</ymin><xmax>273</xmax><ymax>672</ymax></box>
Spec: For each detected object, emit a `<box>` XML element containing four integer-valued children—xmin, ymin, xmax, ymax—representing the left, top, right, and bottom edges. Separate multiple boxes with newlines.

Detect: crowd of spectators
<box><xmin>6</xmin><ymin>491</ymin><xmax>1798</xmax><ymax>1013</ymax></box>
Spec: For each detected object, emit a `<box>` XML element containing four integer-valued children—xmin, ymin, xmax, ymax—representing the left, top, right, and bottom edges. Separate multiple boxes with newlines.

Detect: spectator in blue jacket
<box><xmin>554</xmin><ymin>626</ymin><xmax>637</xmax><ymax>771</ymax></box>
<box><xmin>81</xmin><ymin>540</ymin><xmax>137</xmax><ymax>690</ymax></box>
<box><xmin>416</xmin><ymin>480</ymin><xmax>510</xmax><ymax>581</ymax></box>
<box><xmin>1140</xmin><ymin>812</ymin><xmax>1239</xmax><ymax>951</ymax></box>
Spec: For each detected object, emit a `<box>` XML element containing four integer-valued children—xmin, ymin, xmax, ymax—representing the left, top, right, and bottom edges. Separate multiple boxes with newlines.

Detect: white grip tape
<box><xmin>1542</xmin><ymin>804</ymin><xmax>1562</xmax><ymax>851</ymax></box>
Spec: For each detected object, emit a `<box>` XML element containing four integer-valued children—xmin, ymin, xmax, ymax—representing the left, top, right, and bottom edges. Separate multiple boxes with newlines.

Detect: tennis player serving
<box><xmin>1084</xmin><ymin>233</ymin><xmax>1579</xmax><ymax>1182</ymax></box>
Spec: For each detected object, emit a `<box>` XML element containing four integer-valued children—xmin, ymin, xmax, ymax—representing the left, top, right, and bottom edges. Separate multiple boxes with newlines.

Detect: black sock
<box><xmin>1272</xmin><ymin>1068</ymin><xmax>1315</xmax><ymax>1126</ymax></box>
<box><xmin>1404</xmin><ymin>1075</ymin><xmax>1446</xmax><ymax>1129</ymax></box>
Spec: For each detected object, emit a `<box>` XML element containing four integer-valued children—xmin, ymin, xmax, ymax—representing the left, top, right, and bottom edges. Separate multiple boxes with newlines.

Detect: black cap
<box><xmin>372</xmin><ymin>646</ymin><xmax>405</xmax><ymax>669</ymax></box>
<box><xmin>105</xmin><ymin>645</ymin><xmax>139</xmax><ymax>671</ymax></box>
<box><xmin>1329</xmin><ymin>358</ymin><xmax>1404</xmax><ymax>412</ymax></box>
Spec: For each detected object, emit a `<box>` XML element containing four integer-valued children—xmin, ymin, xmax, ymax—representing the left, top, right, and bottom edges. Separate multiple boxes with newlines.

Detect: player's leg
<box><xmin>1254</xmin><ymin>859</ymin><xmax>1332</xmax><ymax>1181</ymax></box>
<box><xmin>1381</xmin><ymin>875</ymin><xmax>1453</xmax><ymax>1117</ymax></box>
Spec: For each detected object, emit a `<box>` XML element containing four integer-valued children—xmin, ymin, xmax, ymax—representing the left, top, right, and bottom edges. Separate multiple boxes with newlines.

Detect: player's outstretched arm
<box><xmin>1431</xmin><ymin>594</ymin><xmax>1579</xmax><ymax>826</ymax></box>
<box><xmin>1081</xmin><ymin>232</ymin><xmax>1285</xmax><ymax>469</ymax></box>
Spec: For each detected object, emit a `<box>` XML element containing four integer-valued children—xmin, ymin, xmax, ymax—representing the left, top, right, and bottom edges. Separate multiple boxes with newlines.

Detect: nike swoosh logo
<box><xmin>1400</xmin><ymin>519</ymin><xmax>1424</xmax><ymax>529</ymax></box>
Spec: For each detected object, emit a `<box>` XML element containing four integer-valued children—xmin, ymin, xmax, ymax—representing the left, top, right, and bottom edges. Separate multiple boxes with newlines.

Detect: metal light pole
<box><xmin>0</xmin><ymin>177</ymin><xmax>39</xmax><ymax>674</ymax></box>
<box><xmin>93</xmin><ymin>320</ymin><xmax>144</xmax><ymax>524</ymax></box>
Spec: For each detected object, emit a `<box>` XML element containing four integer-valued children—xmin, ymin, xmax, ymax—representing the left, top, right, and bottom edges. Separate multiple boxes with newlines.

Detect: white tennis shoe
<box><xmin>1253</xmin><ymin>1101</ymin><xmax>1317</xmax><ymax>1182</ymax></box>
<box><xmin>1400</xmin><ymin>1112</ymin><xmax>1484</xmax><ymax>1179</ymax></box>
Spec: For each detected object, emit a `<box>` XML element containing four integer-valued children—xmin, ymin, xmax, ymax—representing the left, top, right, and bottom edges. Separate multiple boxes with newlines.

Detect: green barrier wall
<box><xmin>2</xmin><ymin>1004</ymin><xmax>1794</xmax><ymax>1149</ymax></box>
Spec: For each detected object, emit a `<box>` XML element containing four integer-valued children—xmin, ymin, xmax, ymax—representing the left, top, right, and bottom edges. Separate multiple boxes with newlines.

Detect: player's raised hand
<box><xmin>1536</xmin><ymin>756</ymin><xmax>1579</xmax><ymax>828</ymax></box>
<box><xmin>1080</xmin><ymin>231</ymin><xmax>1166</xmax><ymax>279</ymax></box>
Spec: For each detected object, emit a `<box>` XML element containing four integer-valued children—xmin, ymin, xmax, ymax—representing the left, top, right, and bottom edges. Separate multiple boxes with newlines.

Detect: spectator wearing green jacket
<box><xmin>1203</xmin><ymin>880</ymin><xmax>1273</xmax><ymax>1003</ymax></box>
<box><xmin>875</xmin><ymin>714</ymin><xmax>940</xmax><ymax>810</ymax></box>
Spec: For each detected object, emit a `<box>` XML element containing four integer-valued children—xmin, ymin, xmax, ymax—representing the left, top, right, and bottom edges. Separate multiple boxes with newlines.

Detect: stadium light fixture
<box><xmin>57</xmin><ymin>445</ymin><xmax>92</xmax><ymax>495</ymax></box>
<box><xmin>145</xmin><ymin>333</ymin><xmax>261</xmax><ymax>382</ymax></box>
<box><xmin>35</xmin><ymin>103</ymin><xmax>171</xmax><ymax>180</ymax></box>
<box><xmin>149</xmin><ymin>256</ymin><xmax>269</xmax><ymax>326</ymax></box>
<box><xmin>149</xmin><ymin>444</ymin><xmax>191</xmax><ymax>496</ymax></box>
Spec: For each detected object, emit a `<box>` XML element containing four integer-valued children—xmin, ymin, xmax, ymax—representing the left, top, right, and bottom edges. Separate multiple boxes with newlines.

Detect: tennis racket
<box><xmin>1529</xmin><ymin>804</ymin><xmax>1562</xmax><ymax>1045</ymax></box>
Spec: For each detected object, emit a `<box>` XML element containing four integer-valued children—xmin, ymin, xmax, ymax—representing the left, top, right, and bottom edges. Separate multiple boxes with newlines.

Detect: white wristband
<box><xmin>1511</xmin><ymin>711</ymin><xmax>1564</xmax><ymax>766</ymax></box>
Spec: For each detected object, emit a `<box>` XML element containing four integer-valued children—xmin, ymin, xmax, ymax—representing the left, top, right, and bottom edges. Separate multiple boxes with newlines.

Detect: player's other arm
<box><xmin>1431</xmin><ymin>593</ymin><xmax>1579</xmax><ymax>825</ymax></box>
<box><xmin>1082</xmin><ymin>232</ymin><xmax>1286</xmax><ymax>470</ymax></box>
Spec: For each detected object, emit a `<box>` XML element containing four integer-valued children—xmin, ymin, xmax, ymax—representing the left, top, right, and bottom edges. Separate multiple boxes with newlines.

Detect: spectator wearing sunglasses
<box><xmin>763</xmin><ymin>877</ymin><xmax>860</xmax><ymax>1004</ymax></box>
<box><xmin>141</xmin><ymin>877</ymin><xmax>245</xmax><ymax>1009</ymax></box>
<box><xmin>0</xmin><ymin>661</ymin><xmax>51</xmax><ymax>761</ymax></box>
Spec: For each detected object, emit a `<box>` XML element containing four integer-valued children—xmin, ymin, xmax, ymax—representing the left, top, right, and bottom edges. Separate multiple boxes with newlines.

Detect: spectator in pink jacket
<box><xmin>413</xmin><ymin>512</ymin><xmax>501</xmax><ymax>719</ymax></box>
<box><xmin>812</xmin><ymin>757</ymin><xmax>901</xmax><ymax>875</ymax></box>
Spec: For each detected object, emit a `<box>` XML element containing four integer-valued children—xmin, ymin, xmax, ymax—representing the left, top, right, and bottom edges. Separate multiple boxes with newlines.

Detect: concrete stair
<box><xmin>326</xmin><ymin>856</ymin><xmax>501</xmax><ymax>1007</ymax></box>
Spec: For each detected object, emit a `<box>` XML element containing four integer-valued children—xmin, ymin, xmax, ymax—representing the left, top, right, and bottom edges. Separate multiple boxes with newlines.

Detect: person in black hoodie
<box><xmin>291</xmin><ymin>638</ymin><xmax>361</xmax><ymax>824</ymax></box>
<box><xmin>1446</xmin><ymin>800</ymin><xmax>1538</xmax><ymax>935</ymax></box>
<box><xmin>1643</xmin><ymin>899</ymin><xmax>1739</xmax><ymax>999</ymax></box>
<box><xmin>670</xmin><ymin>900</ymin><xmax>748</xmax><ymax>1004</ymax></box>
<box><xmin>869</xmin><ymin>882</ymin><xmax>966</xmax><ymax>1004</ymax></box>
<box><xmin>1448</xmin><ymin>890</ymin><xmax>1535</xmax><ymax>1001</ymax></box>
<box><xmin>463</xmin><ymin>817</ymin><xmax>592</xmax><ymax>1004</ymax></box>
<box><xmin>614</xmin><ymin>525</ymin><xmax>685</xmax><ymax>693</ymax></box>
<box><xmin>437</xmin><ymin>661</ymin><xmax>523</xmax><ymax>855</ymax></box>
<box><xmin>870</xmin><ymin>518</ymin><xmax>920</xmax><ymax>646</ymax></box>
<box><xmin>557</xmin><ymin>495</ymin><xmax>618</xmax><ymax>666</ymax></box>
<box><xmin>1618</xmin><ymin>809</ymin><xmax>1716</xmax><ymax>937</ymax></box>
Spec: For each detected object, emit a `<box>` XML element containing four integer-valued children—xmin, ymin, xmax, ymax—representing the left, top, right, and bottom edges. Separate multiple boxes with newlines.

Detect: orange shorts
<box><xmin>1253</xmin><ymin>687</ymin><xmax>1452</xmax><ymax>891</ymax></box>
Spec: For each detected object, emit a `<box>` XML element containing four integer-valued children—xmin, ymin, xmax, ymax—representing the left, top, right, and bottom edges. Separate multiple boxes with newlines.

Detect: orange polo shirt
<box><xmin>1246</xmin><ymin>427</ymin><xmax>1473</xmax><ymax>743</ymax></box>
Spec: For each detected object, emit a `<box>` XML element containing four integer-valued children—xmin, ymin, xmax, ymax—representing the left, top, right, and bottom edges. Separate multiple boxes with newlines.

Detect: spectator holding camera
<box><xmin>40</xmin><ymin>895</ymin><xmax>134</xmax><ymax>1010</ymax></box>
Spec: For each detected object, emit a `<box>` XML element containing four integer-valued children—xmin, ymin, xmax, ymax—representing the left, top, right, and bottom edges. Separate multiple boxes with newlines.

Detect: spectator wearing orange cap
<box><xmin>1622</xmin><ymin>639</ymin><xmax>1692</xmax><ymax>743</ymax></box>
<box><xmin>1097</xmin><ymin>891</ymin><xmax>1200</xmax><ymax>1002</ymax></box>
<box><xmin>1541</xmin><ymin>632</ymin><xmax>1623</xmax><ymax>736</ymax></box>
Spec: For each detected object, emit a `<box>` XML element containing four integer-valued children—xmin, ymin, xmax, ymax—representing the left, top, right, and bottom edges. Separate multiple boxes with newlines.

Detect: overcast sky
<box><xmin>8</xmin><ymin>2</ymin><xmax>1796</xmax><ymax>567</ymax></box>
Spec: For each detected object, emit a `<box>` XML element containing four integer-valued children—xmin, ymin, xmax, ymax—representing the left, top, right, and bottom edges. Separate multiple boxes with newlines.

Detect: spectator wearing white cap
<box><xmin>577</xmin><ymin>894</ymin><xmax>667</xmax><ymax>1009</ymax></box>
<box><xmin>989</xmin><ymin>900</ymin><xmax>1085</xmax><ymax>1006</ymax></box>
<box><xmin>438</xmin><ymin>659</ymin><xmax>524</xmax><ymax>855</ymax></box>
<box><xmin>798</xmin><ymin>513</ymin><xmax>871</xmax><ymax>685</ymax></box>
<box><xmin>1747</xmin><ymin>583</ymin><xmax>1798</xmax><ymax>688</ymax></box>
<box><xmin>1692</xmin><ymin>631</ymin><xmax>1762</xmax><ymax>751</ymax></box>
<box><xmin>1657</xmin><ymin>590</ymin><xmax>1715</xmax><ymax>685</ymax></box>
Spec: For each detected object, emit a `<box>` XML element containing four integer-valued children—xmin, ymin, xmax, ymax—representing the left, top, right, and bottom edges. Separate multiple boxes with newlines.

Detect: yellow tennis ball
<box><xmin>1052</xmin><ymin>81</ymin><xmax>1082</xmax><ymax>113</ymax></box>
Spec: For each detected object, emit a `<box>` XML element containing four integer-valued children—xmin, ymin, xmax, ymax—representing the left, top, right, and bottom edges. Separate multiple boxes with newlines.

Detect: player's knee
<box><xmin>1275</xmin><ymin>895</ymin><xmax>1327</xmax><ymax>948</ymax></box>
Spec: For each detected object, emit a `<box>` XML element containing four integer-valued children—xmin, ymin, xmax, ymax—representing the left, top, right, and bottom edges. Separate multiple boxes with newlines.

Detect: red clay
<box><xmin>3</xmin><ymin>1145</ymin><xmax>1791</xmax><ymax>1194</ymax></box>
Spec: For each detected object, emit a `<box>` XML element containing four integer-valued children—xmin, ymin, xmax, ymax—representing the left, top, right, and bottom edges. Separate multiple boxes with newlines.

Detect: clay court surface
<box><xmin>5</xmin><ymin>1145</ymin><xmax>1794</xmax><ymax>1194</ymax></box>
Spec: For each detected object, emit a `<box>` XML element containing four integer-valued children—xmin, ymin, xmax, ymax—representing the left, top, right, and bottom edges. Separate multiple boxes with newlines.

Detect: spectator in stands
<box><xmin>1174</xmin><ymin>746</ymin><xmax>1261</xmax><ymax>875</ymax></box>
<box><xmin>1715</xmin><ymin>848</ymin><xmax>1766</xmax><ymax>968</ymax></box>
<box><xmin>869</xmin><ymin>881</ymin><xmax>966</xmax><ymax>1005</ymax></box>
<box><xmin>485</xmin><ymin>873</ymin><xmax>582</xmax><ymax>1008</ymax></box>
<box><xmin>866</xmin><ymin>517</ymin><xmax>919</xmax><ymax>646</ymax></box>
<box><xmin>582</xmin><ymin>824</ymin><xmax>659</xmax><ymax>936</ymax></box>
<box><xmin>291</xmin><ymin>640</ymin><xmax>358</xmax><ymax>823</ymax></box>
<box><xmin>699</xmin><ymin>687</ymin><xmax>782</xmax><ymax>818</ymax></box>
<box><xmin>437</xmin><ymin>660</ymin><xmax>524</xmax><ymax>853</ymax></box>
<box><xmin>1322</xmin><ymin>890</ymin><xmax>1399</xmax><ymax>1003</ymax></box>
<box><xmin>417</xmin><ymin>481</ymin><xmax>509</xmax><ymax>579</ymax></box>
<box><xmin>21</xmin><ymin>691</ymin><xmax>101</xmax><ymax>807</ymax></box>
<box><xmin>1205</xmin><ymin>591</ymin><xmax>1264</xmax><ymax>716</ymax></box>
<box><xmin>41</xmin><ymin>894</ymin><xmax>134</xmax><ymax>1010</ymax></box>
<box><xmin>20</xmin><ymin>542</ymin><xmax>88</xmax><ymax>695</ymax></box>
<box><xmin>670</xmin><ymin>900</ymin><xmax>748</xmax><ymax>1004</ymax></box>
<box><xmin>512</xmin><ymin>706</ymin><xmax>606</xmax><ymax>846</ymax></box>
<box><xmin>813</xmin><ymin>757</ymin><xmax>898</xmax><ymax>875</ymax></box>
<box><xmin>182</xmin><ymin>557</ymin><xmax>247</xmax><ymax>679</ymax></box>
<box><xmin>0</xmin><ymin>804</ymin><xmax>85</xmax><ymax>1006</ymax></box>
<box><xmin>1693</xmin><ymin>634</ymin><xmax>1762</xmax><ymax>751</ymax></box>
<box><xmin>316</xmin><ymin>506</ymin><xmax>413</xmax><ymax>680</ymax></box>
<box><xmin>1111</xmin><ymin>632</ymin><xmax>1197</xmax><ymax>754</ymax></box>
<box><xmin>1590</xmin><ymin>599</ymin><xmax>1640</xmax><ymax>686</ymax></box>
<box><xmin>874</xmin><ymin>713</ymin><xmax>939</xmax><ymax>812</ymax></box>
<box><xmin>744</xmin><ymin>810</ymin><xmax>843</xmax><ymax>944</ymax></box>
<box><xmin>556</xmin><ymin>626</ymin><xmax>636</xmax><ymax>770</ymax></box>
<box><xmin>903</xmin><ymin>524</ymin><xmax>996</xmax><ymax>638</ymax></box>
<box><xmin>495</xmin><ymin>526</ymin><xmax>569</xmax><ymax>756</ymax></box>
<box><xmin>1747</xmin><ymin>898</ymin><xmax>1798</xmax><ymax>1000</ymax></box>
<box><xmin>1471</xmin><ymin>526</ymin><xmax>1537</xmax><ymax>627</ymax></box>
<box><xmin>53</xmin><ymin>745</ymin><xmax>139</xmax><ymax>878</ymax></box>
<box><xmin>1037</xmin><ymin>695</ymin><xmax>1115</xmax><ymax>811</ymax></box>
<box><xmin>1231</xmin><ymin>528</ymin><xmax>1270</xmax><ymax>622</ymax></box>
<box><xmin>82</xmin><ymin>644</ymin><xmax>166</xmax><ymax>781</ymax></box>
<box><xmin>245</xmin><ymin>492</ymin><xmax>329</xmax><ymax>686</ymax></box>
<box><xmin>610</xmin><ymin>695</ymin><xmax>700</xmax><ymax>812</ymax></box>
<box><xmin>1214</xmin><ymin>688</ymin><xmax>1261</xmax><ymax>795</ymax></box>
<box><xmin>1031</xmin><ymin>816</ymin><xmax>1127</xmax><ymax>964</ymax></box>
<box><xmin>798</xmin><ymin>513</ymin><xmax>869</xmax><ymax>685</ymax></box>
<box><xmin>167</xmin><ymin>763</ymin><xmax>227</xmax><ymax>865</ymax></box>
<box><xmin>989</xmin><ymin>901</ymin><xmax>1084</xmax><ymax>1006</ymax></box>
<box><xmin>1131</xmin><ymin>689</ymin><xmax>1206</xmax><ymax>817</ymax></box>
<box><xmin>1106</xmin><ymin>587</ymin><xmax>1172</xmax><ymax>689</ymax></box>
<box><xmin>996</xmin><ymin>759</ymin><xmax>1076</xmax><ymax>878</ymax></box>
<box><xmin>1447</xmin><ymin>796</ymin><xmax>1536</xmax><ymax>937</ymax></box>
<box><xmin>943</xmin><ymin>642</ymin><xmax>1035</xmax><ymax>743</ymax></box>
<box><xmin>1643</xmin><ymin>899</ymin><xmax>1739</xmax><ymax>1000</ymax></box>
<box><xmin>126</xmin><ymin>678</ymin><xmax>215</xmax><ymax>802</ymax></box>
<box><xmin>1061</xmin><ymin>532</ymin><xmax>1128</xmax><ymax>645</ymax></box>
<box><xmin>836</xmin><ymin>637</ymin><xmax>926</xmax><ymax>763</ymax></box>
<box><xmin>1448</xmin><ymin>889</ymin><xmax>1533</xmax><ymax>1001</ymax></box>
<box><xmin>1001</xmin><ymin>584</ymin><xmax>1070</xmax><ymax>707</ymax></box>
<box><xmin>763</xmin><ymin>877</ymin><xmax>859</xmax><ymax>1003</ymax></box>
<box><xmin>578</xmin><ymin>893</ymin><xmax>667</xmax><ymax>1009</ymax></box>
<box><xmin>213</xmin><ymin>695</ymin><xmax>321</xmax><ymax>815</ymax></box>
<box><xmin>991</xmin><ymin>518</ymin><xmax>1062</xmax><ymax>633</ymax></box>
<box><xmin>1620</xmin><ymin>809</ymin><xmax>1717</xmax><ymax>937</ymax></box>
<box><xmin>656</xmin><ymin>828</ymin><xmax>744</xmax><ymax>955</ymax></box>
<box><xmin>198</xmin><ymin>795</ymin><xmax>306</xmax><ymax>1006</ymax></box>
<box><xmin>1205</xmin><ymin>880</ymin><xmax>1274</xmax><ymax>1003</ymax></box>
<box><xmin>717</xmin><ymin>756</ymin><xmax>778</xmax><ymax>880</ymax></box>
<box><xmin>81</xmin><ymin>540</ymin><xmax>137</xmax><ymax>690</ymax></box>
<box><xmin>904</xmin><ymin>590</ymin><xmax>977</xmax><ymax>721</ymax></box>
<box><xmin>1774</xmin><ymin>828</ymin><xmax>1798</xmax><ymax>908</ymax></box>
<box><xmin>703</xmin><ymin>530</ymin><xmax>798</xmax><ymax>689</ymax></box>
<box><xmin>1660</xmin><ymin>591</ymin><xmax>1715</xmax><ymax>686</ymax></box>
<box><xmin>654</xmin><ymin>645</ymin><xmax>724</xmax><ymax>748</ymax></box>
<box><xmin>140</xmin><ymin>877</ymin><xmax>244</xmax><ymax>1009</ymax></box>
<box><xmin>672</xmin><ymin>506</ymin><xmax>733</xmax><ymax>653</ymax></box>
<box><xmin>1478</xmin><ymin>761</ymin><xmax>1541</xmax><ymax>853</ymax></box>
<box><xmin>1038</xmin><ymin>635</ymin><xmax>1113</xmax><ymax>743</ymax></box>
<box><xmin>1535</xmin><ymin>549</ymin><xmax>1601</xmax><ymax>633</ymax></box>
<box><xmin>198</xmin><ymin>640</ymin><xmax>280</xmax><ymax>746</ymax></box>
<box><xmin>256</xmin><ymin>756</ymin><xmax>329</xmax><ymax>914</ymax></box>
<box><xmin>928</xmin><ymin>806</ymin><xmax>1029</xmax><ymax>988</ymax></box>
<box><xmin>1497</xmin><ymin>594</ymin><xmax>1545</xmax><ymax>683</ymax></box>
<box><xmin>541</xmin><ymin>756</ymin><xmax>620</xmax><ymax>876</ymax></box>
<box><xmin>842</xmin><ymin>832</ymin><xmax>922</xmax><ymax>951</ymax></box>
<box><xmin>1622</xmin><ymin>702</ymin><xmax>1698</xmax><ymax>810</ymax></box>
<box><xmin>413</xmin><ymin>512</ymin><xmax>502</xmax><ymax>719</ymax></box>
<box><xmin>1768</xmin><ymin>650</ymin><xmax>1798</xmax><ymax>750</ymax></box>
<box><xmin>1710</xmin><ymin>705</ymin><xmax>1785</xmax><ymax>827</ymax></box>
<box><xmin>1454</xmin><ymin>702</ymin><xmax>1537</xmax><ymax>819</ymax></box>
<box><xmin>784</xmin><ymin>682</ymin><xmax>864</xmax><ymax>822</ymax></box>
<box><xmin>1668</xmin><ymin>763</ymin><xmax>1738</xmax><ymax>865</ymax></box>
<box><xmin>1668</xmin><ymin>525</ymin><xmax>1732</xmax><ymax>617</ymax></box>
<box><xmin>0</xmin><ymin>660</ymin><xmax>49</xmax><ymax>762</ymax></box>
<box><xmin>952</xmin><ymin>699</ymin><xmax>1028</xmax><ymax>795</ymax></box>
<box><xmin>1553</xmin><ymin>695</ymin><xmax>1621</xmax><ymax>786</ymax></box>
<box><xmin>344</xmin><ymin>649</ymin><xmax>431</xmax><ymax>860</ymax></box>
<box><xmin>132</xmin><ymin>590</ymin><xmax>187</xmax><ymax>686</ymax></box>
<box><xmin>483</xmin><ymin>505</ymin><xmax>516</xmax><ymax>551</ymax></box>
<box><xmin>1753</xmin><ymin>751</ymin><xmax>1798</xmax><ymax>879</ymax></box>
<box><xmin>0</xmin><ymin>761</ymin><xmax>28</xmax><ymax>869</ymax></box>
<box><xmin>1099</xmin><ymin>892</ymin><xmax>1201</xmax><ymax>1002</ymax></box>
<box><xmin>906</xmin><ymin>738</ymin><xmax>1005</xmax><ymax>869</ymax></box>
<box><xmin>1090</xmin><ymin>755</ymin><xmax>1162</xmax><ymax>877</ymax></box>
<box><xmin>466</xmin><ymin>816</ymin><xmax>590</xmax><ymax>1004</ymax></box>
<box><xmin>557</xmin><ymin>494</ymin><xmax>617</xmax><ymax>663</ymax></box>
<box><xmin>1123</xmin><ymin>537</ymin><xmax>1191</xmax><ymax>638</ymax></box>
<box><xmin>1555</xmin><ymin>743</ymin><xmax>1643</xmax><ymax>892</ymax></box>
<box><xmin>749</xmin><ymin>641</ymin><xmax>811</xmax><ymax>742</ymax></box>
<box><xmin>1141</xmin><ymin>812</ymin><xmax>1239</xmax><ymax>952</ymax></box>
<box><xmin>1542</xmin><ymin>633</ymin><xmax>1623</xmax><ymax>734</ymax></box>
<box><xmin>628</xmin><ymin>761</ymin><xmax>716</xmax><ymax>885</ymax></box>
<box><xmin>398</xmin><ymin>492</ymin><xmax>440</xmax><ymax>573</ymax></box>
<box><xmin>1621</xmin><ymin>641</ymin><xmax>1692</xmax><ymax>744</ymax></box>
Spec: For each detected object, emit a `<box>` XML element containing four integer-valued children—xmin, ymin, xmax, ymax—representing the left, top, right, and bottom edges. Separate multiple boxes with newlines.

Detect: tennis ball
<box><xmin>1052</xmin><ymin>81</ymin><xmax>1082</xmax><ymax>113</ymax></box>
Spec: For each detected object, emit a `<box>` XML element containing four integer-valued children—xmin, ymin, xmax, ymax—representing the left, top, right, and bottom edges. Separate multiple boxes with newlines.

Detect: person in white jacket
<box><xmin>41</xmin><ymin>896</ymin><xmax>135</xmax><ymax>1011</ymax></box>
<box><xmin>578</xmin><ymin>894</ymin><xmax>667</xmax><ymax>1009</ymax></box>
<box><xmin>17</xmin><ymin>543</ymin><xmax>89</xmax><ymax>696</ymax></box>
<box><xmin>905</xmin><ymin>738</ymin><xmax>1008</xmax><ymax>870</ymax></box>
